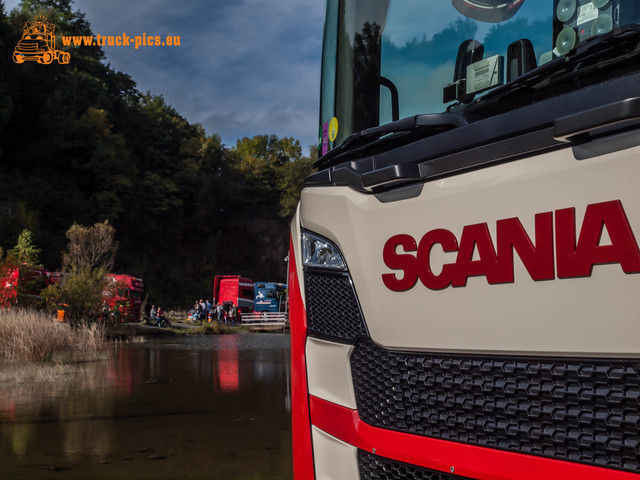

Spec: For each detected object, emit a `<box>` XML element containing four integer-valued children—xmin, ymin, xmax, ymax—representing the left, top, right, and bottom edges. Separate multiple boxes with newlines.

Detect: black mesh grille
<box><xmin>358</xmin><ymin>450</ymin><xmax>475</xmax><ymax>480</ymax></box>
<box><xmin>304</xmin><ymin>270</ymin><xmax>367</xmax><ymax>341</ymax></box>
<box><xmin>351</xmin><ymin>338</ymin><xmax>640</xmax><ymax>472</ymax></box>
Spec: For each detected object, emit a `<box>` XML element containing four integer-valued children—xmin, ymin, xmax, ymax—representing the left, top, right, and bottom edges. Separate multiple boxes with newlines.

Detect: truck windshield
<box><xmin>319</xmin><ymin>0</ymin><xmax>640</xmax><ymax>155</ymax></box>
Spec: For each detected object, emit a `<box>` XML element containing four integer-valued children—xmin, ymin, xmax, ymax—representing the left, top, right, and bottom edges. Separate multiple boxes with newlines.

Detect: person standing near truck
<box><xmin>231</xmin><ymin>303</ymin><xmax>237</xmax><ymax>326</ymax></box>
<box><xmin>205</xmin><ymin>299</ymin><xmax>212</xmax><ymax>321</ymax></box>
<box><xmin>149</xmin><ymin>305</ymin><xmax>158</xmax><ymax>325</ymax></box>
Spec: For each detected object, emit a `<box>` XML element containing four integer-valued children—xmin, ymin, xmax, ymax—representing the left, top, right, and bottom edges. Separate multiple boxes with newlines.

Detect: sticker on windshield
<box><xmin>322</xmin><ymin>121</ymin><xmax>329</xmax><ymax>155</ymax></box>
<box><xmin>328</xmin><ymin>117</ymin><xmax>338</xmax><ymax>143</ymax></box>
<box><xmin>577</xmin><ymin>3</ymin><xmax>598</xmax><ymax>25</ymax></box>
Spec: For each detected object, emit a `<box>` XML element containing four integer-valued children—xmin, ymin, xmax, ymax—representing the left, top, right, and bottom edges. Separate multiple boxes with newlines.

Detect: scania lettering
<box><xmin>289</xmin><ymin>1</ymin><xmax>640</xmax><ymax>479</ymax></box>
<box><xmin>383</xmin><ymin>199</ymin><xmax>640</xmax><ymax>291</ymax></box>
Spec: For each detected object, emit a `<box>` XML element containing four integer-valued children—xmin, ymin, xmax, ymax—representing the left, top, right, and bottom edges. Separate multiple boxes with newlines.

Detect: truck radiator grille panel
<box><xmin>303</xmin><ymin>270</ymin><xmax>366</xmax><ymax>342</ymax></box>
<box><xmin>351</xmin><ymin>338</ymin><xmax>640</xmax><ymax>472</ymax></box>
<box><xmin>358</xmin><ymin>450</ymin><xmax>476</xmax><ymax>480</ymax></box>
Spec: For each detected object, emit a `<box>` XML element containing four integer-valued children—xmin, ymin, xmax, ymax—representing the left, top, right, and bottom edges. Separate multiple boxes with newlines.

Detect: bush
<box><xmin>41</xmin><ymin>267</ymin><xmax>109</xmax><ymax>328</ymax></box>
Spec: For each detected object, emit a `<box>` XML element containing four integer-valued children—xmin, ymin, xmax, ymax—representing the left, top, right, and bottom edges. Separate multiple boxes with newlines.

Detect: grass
<box><xmin>0</xmin><ymin>309</ymin><xmax>106</xmax><ymax>363</ymax></box>
<box><xmin>106</xmin><ymin>319</ymin><xmax>247</xmax><ymax>340</ymax></box>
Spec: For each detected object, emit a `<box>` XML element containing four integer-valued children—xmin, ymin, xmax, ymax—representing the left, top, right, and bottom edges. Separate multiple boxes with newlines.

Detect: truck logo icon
<box><xmin>13</xmin><ymin>16</ymin><xmax>70</xmax><ymax>65</ymax></box>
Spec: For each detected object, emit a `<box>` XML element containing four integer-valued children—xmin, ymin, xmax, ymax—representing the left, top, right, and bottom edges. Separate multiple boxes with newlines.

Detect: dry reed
<box><xmin>0</xmin><ymin>309</ymin><xmax>106</xmax><ymax>363</ymax></box>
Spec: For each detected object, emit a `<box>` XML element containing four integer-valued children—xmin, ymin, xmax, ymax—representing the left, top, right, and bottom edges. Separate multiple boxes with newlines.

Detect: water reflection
<box><xmin>217</xmin><ymin>335</ymin><xmax>240</xmax><ymax>392</ymax></box>
<box><xmin>0</xmin><ymin>334</ymin><xmax>293</xmax><ymax>479</ymax></box>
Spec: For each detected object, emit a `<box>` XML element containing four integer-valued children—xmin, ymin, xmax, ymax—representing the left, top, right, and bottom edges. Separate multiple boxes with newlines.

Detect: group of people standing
<box><xmin>193</xmin><ymin>299</ymin><xmax>238</xmax><ymax>325</ymax></box>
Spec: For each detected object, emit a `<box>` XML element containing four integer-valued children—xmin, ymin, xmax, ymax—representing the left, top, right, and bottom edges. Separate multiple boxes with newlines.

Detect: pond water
<box><xmin>0</xmin><ymin>334</ymin><xmax>293</xmax><ymax>480</ymax></box>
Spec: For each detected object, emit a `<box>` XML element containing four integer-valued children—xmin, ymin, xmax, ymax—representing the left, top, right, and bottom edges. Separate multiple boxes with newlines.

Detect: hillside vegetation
<box><xmin>0</xmin><ymin>0</ymin><xmax>314</xmax><ymax>306</ymax></box>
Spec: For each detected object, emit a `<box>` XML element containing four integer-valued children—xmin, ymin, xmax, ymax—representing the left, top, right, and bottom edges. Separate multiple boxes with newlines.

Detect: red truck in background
<box><xmin>213</xmin><ymin>275</ymin><xmax>254</xmax><ymax>312</ymax></box>
<box><xmin>104</xmin><ymin>274</ymin><xmax>145</xmax><ymax>322</ymax></box>
<box><xmin>0</xmin><ymin>264</ymin><xmax>51</xmax><ymax>308</ymax></box>
<box><xmin>0</xmin><ymin>265</ymin><xmax>20</xmax><ymax>308</ymax></box>
<box><xmin>0</xmin><ymin>265</ymin><xmax>144</xmax><ymax>322</ymax></box>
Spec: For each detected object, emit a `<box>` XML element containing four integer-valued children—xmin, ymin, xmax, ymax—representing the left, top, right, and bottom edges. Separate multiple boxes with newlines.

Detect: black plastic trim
<box><xmin>351</xmin><ymin>338</ymin><xmax>640</xmax><ymax>473</ymax></box>
<box><xmin>314</xmin><ymin>113</ymin><xmax>467</xmax><ymax>168</ymax></box>
<box><xmin>417</xmin><ymin>127</ymin><xmax>557</xmax><ymax>180</ymax></box>
<box><xmin>554</xmin><ymin>97</ymin><xmax>640</xmax><ymax>142</ymax></box>
<box><xmin>303</xmin><ymin>267</ymin><xmax>369</xmax><ymax>344</ymax></box>
<box><xmin>358</xmin><ymin>450</ymin><xmax>477</xmax><ymax>480</ymax></box>
<box><xmin>362</xmin><ymin>163</ymin><xmax>421</xmax><ymax>189</ymax></box>
<box><xmin>307</xmin><ymin>74</ymin><xmax>640</xmax><ymax>194</ymax></box>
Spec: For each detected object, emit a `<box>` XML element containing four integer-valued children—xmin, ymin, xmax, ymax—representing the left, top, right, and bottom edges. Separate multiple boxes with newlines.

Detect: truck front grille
<box><xmin>351</xmin><ymin>338</ymin><xmax>640</xmax><ymax>472</ymax></box>
<box><xmin>304</xmin><ymin>270</ymin><xmax>366</xmax><ymax>342</ymax></box>
<box><xmin>358</xmin><ymin>450</ymin><xmax>476</xmax><ymax>480</ymax></box>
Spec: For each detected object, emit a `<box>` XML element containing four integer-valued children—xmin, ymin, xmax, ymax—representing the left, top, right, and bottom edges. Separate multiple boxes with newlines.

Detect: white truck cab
<box><xmin>289</xmin><ymin>1</ymin><xmax>640</xmax><ymax>478</ymax></box>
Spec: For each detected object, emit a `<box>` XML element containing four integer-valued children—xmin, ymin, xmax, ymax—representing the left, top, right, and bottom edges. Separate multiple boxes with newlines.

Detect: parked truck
<box><xmin>0</xmin><ymin>264</ymin><xmax>51</xmax><ymax>308</ymax></box>
<box><xmin>0</xmin><ymin>265</ymin><xmax>144</xmax><ymax>322</ymax></box>
<box><xmin>253</xmin><ymin>282</ymin><xmax>287</xmax><ymax>313</ymax></box>
<box><xmin>104</xmin><ymin>274</ymin><xmax>145</xmax><ymax>323</ymax></box>
<box><xmin>213</xmin><ymin>275</ymin><xmax>254</xmax><ymax>313</ymax></box>
<box><xmin>289</xmin><ymin>1</ymin><xmax>640</xmax><ymax>479</ymax></box>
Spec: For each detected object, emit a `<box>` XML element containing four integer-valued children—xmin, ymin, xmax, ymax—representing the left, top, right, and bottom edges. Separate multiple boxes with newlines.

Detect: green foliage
<box><xmin>6</xmin><ymin>229</ymin><xmax>41</xmax><ymax>265</ymax></box>
<box><xmin>0</xmin><ymin>0</ymin><xmax>313</xmax><ymax>307</ymax></box>
<box><xmin>277</xmin><ymin>148</ymin><xmax>315</xmax><ymax>218</ymax></box>
<box><xmin>2</xmin><ymin>229</ymin><xmax>46</xmax><ymax>309</ymax></box>
<box><xmin>232</xmin><ymin>135</ymin><xmax>314</xmax><ymax>218</ymax></box>
<box><xmin>42</xmin><ymin>266</ymin><xmax>108</xmax><ymax>328</ymax></box>
<box><xmin>45</xmin><ymin>221</ymin><xmax>119</xmax><ymax>327</ymax></box>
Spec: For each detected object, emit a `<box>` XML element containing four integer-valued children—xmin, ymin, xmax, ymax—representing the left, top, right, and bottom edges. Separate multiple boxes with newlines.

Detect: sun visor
<box><xmin>452</xmin><ymin>0</ymin><xmax>525</xmax><ymax>23</ymax></box>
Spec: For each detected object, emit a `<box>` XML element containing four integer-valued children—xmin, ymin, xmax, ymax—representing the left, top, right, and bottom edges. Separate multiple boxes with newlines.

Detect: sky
<box><xmin>4</xmin><ymin>0</ymin><xmax>325</xmax><ymax>150</ymax></box>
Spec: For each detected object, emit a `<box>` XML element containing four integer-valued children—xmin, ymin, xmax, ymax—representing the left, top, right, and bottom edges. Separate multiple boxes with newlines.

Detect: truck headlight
<box><xmin>301</xmin><ymin>231</ymin><xmax>347</xmax><ymax>271</ymax></box>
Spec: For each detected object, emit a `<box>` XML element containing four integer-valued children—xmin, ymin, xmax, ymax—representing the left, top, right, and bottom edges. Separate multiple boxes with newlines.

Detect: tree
<box><xmin>6</xmin><ymin>228</ymin><xmax>41</xmax><ymax>265</ymax></box>
<box><xmin>2</xmin><ymin>229</ymin><xmax>45</xmax><ymax>308</ymax></box>
<box><xmin>276</xmin><ymin>147</ymin><xmax>315</xmax><ymax>218</ymax></box>
<box><xmin>0</xmin><ymin>0</ymin><xmax>312</xmax><ymax>306</ymax></box>
<box><xmin>42</xmin><ymin>266</ymin><xmax>109</xmax><ymax>328</ymax></box>
<box><xmin>61</xmin><ymin>221</ymin><xmax>117</xmax><ymax>272</ymax></box>
<box><xmin>41</xmin><ymin>221</ymin><xmax>118</xmax><ymax>327</ymax></box>
<box><xmin>232</xmin><ymin>135</ymin><xmax>313</xmax><ymax>218</ymax></box>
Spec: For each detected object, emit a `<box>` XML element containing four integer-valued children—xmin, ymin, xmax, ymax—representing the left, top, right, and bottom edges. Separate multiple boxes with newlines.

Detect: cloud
<box><xmin>202</xmin><ymin>103</ymin><xmax>319</xmax><ymax>150</ymax></box>
<box><xmin>5</xmin><ymin>0</ymin><xmax>324</xmax><ymax>148</ymax></box>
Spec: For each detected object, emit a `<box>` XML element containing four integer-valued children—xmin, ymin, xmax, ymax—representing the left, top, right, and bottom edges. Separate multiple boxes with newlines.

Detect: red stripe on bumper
<box><xmin>289</xmin><ymin>236</ymin><xmax>315</xmax><ymax>479</ymax></box>
<box><xmin>310</xmin><ymin>395</ymin><xmax>639</xmax><ymax>480</ymax></box>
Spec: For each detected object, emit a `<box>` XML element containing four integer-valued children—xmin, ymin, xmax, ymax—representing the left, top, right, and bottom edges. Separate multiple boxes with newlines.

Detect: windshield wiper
<box><xmin>314</xmin><ymin>112</ymin><xmax>467</xmax><ymax>169</ymax></box>
<box><xmin>315</xmin><ymin>25</ymin><xmax>640</xmax><ymax>170</ymax></box>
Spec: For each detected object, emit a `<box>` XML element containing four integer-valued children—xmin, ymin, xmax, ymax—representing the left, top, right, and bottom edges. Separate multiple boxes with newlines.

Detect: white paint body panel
<box><xmin>300</xmin><ymin>142</ymin><xmax>640</xmax><ymax>356</ymax></box>
<box><xmin>306</xmin><ymin>337</ymin><xmax>357</xmax><ymax>409</ymax></box>
<box><xmin>311</xmin><ymin>426</ymin><xmax>359</xmax><ymax>480</ymax></box>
